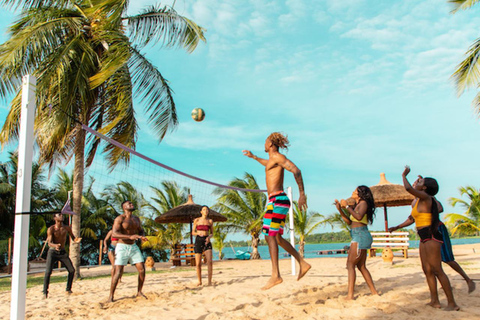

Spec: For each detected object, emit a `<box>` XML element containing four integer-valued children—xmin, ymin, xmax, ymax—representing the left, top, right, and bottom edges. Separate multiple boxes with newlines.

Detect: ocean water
<box><xmin>216</xmin><ymin>237</ymin><xmax>480</xmax><ymax>261</ymax></box>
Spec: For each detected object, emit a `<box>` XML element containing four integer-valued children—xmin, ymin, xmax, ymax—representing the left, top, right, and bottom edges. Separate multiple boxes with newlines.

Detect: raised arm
<box><xmin>242</xmin><ymin>150</ymin><xmax>268</xmax><ymax>166</ymax></box>
<box><xmin>402</xmin><ymin>166</ymin><xmax>430</xmax><ymax>200</ymax></box>
<box><xmin>345</xmin><ymin>200</ymin><xmax>367</xmax><ymax>222</ymax></box>
<box><xmin>279</xmin><ymin>156</ymin><xmax>306</xmax><ymax>209</ymax></box>
<box><xmin>335</xmin><ymin>199</ymin><xmax>352</xmax><ymax>225</ymax></box>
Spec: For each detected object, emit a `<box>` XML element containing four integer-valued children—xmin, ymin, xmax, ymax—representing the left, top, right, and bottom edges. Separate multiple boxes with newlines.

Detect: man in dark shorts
<box><xmin>108</xmin><ymin>200</ymin><xmax>148</xmax><ymax>302</ymax></box>
<box><xmin>43</xmin><ymin>213</ymin><xmax>82</xmax><ymax>299</ymax></box>
<box><xmin>243</xmin><ymin>132</ymin><xmax>311</xmax><ymax>290</ymax></box>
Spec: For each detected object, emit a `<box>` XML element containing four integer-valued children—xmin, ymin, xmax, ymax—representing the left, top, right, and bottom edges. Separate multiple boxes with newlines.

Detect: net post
<box><xmin>11</xmin><ymin>74</ymin><xmax>36</xmax><ymax>320</ymax></box>
<box><xmin>287</xmin><ymin>187</ymin><xmax>296</xmax><ymax>276</ymax></box>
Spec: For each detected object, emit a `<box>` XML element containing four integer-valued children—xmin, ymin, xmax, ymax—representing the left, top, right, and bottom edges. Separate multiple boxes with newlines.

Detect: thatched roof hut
<box><xmin>370</xmin><ymin>173</ymin><xmax>414</xmax><ymax>231</ymax></box>
<box><xmin>155</xmin><ymin>195</ymin><xmax>227</xmax><ymax>243</ymax></box>
<box><xmin>370</xmin><ymin>173</ymin><xmax>414</xmax><ymax>207</ymax></box>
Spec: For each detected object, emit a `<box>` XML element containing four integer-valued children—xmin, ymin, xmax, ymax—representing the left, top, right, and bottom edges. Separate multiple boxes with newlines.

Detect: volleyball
<box><xmin>191</xmin><ymin>108</ymin><xmax>205</xmax><ymax>122</ymax></box>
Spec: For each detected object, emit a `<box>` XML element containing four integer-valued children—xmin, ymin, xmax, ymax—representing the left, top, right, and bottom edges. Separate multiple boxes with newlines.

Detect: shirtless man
<box><xmin>243</xmin><ymin>132</ymin><xmax>311</xmax><ymax>290</ymax></box>
<box><xmin>43</xmin><ymin>213</ymin><xmax>82</xmax><ymax>299</ymax></box>
<box><xmin>108</xmin><ymin>200</ymin><xmax>147</xmax><ymax>302</ymax></box>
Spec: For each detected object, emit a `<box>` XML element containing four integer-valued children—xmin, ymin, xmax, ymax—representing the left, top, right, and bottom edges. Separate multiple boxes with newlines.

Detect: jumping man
<box><xmin>243</xmin><ymin>132</ymin><xmax>311</xmax><ymax>290</ymax></box>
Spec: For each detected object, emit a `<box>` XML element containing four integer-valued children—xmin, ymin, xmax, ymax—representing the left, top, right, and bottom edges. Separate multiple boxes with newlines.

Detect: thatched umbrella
<box><xmin>370</xmin><ymin>173</ymin><xmax>414</xmax><ymax>231</ymax></box>
<box><xmin>154</xmin><ymin>195</ymin><xmax>227</xmax><ymax>243</ymax></box>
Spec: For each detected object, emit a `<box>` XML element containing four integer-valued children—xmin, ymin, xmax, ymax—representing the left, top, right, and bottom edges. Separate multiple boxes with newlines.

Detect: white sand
<box><xmin>1</xmin><ymin>243</ymin><xmax>479</xmax><ymax>320</ymax></box>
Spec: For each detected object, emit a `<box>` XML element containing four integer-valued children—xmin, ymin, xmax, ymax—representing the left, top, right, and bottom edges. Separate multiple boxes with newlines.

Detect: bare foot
<box><xmin>297</xmin><ymin>261</ymin><xmax>311</xmax><ymax>281</ymax></box>
<box><xmin>207</xmin><ymin>282</ymin><xmax>213</xmax><ymax>286</ymax></box>
<box><xmin>468</xmin><ymin>280</ymin><xmax>476</xmax><ymax>294</ymax></box>
<box><xmin>426</xmin><ymin>301</ymin><xmax>441</xmax><ymax>309</ymax></box>
<box><xmin>136</xmin><ymin>292</ymin><xmax>147</xmax><ymax>299</ymax></box>
<box><xmin>197</xmin><ymin>282</ymin><xmax>202</xmax><ymax>287</ymax></box>
<box><xmin>107</xmin><ymin>296</ymin><xmax>114</xmax><ymax>303</ymax></box>
<box><xmin>345</xmin><ymin>295</ymin><xmax>355</xmax><ymax>300</ymax></box>
<box><xmin>444</xmin><ymin>304</ymin><xmax>460</xmax><ymax>311</ymax></box>
<box><xmin>261</xmin><ymin>277</ymin><xmax>283</xmax><ymax>290</ymax></box>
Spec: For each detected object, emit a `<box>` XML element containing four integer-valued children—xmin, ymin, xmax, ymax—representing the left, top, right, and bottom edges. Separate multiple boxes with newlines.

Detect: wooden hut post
<box><xmin>99</xmin><ymin>241</ymin><xmax>103</xmax><ymax>266</ymax></box>
<box><xmin>8</xmin><ymin>237</ymin><xmax>12</xmax><ymax>274</ymax></box>
<box><xmin>383</xmin><ymin>204</ymin><xmax>388</xmax><ymax>232</ymax></box>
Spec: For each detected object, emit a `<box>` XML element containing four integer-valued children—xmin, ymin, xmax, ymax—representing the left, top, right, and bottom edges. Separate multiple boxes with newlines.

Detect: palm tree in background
<box><xmin>213</xmin><ymin>173</ymin><xmax>266</xmax><ymax>259</ymax></box>
<box><xmin>291</xmin><ymin>201</ymin><xmax>326</xmax><ymax>257</ymax></box>
<box><xmin>212</xmin><ymin>225</ymin><xmax>227</xmax><ymax>260</ymax></box>
<box><xmin>0</xmin><ymin>0</ymin><xmax>205</xmax><ymax>277</ymax></box>
<box><xmin>445</xmin><ymin>186</ymin><xmax>480</xmax><ymax>236</ymax></box>
<box><xmin>450</xmin><ymin>0</ymin><xmax>480</xmax><ymax>110</ymax></box>
<box><xmin>0</xmin><ymin>152</ymin><xmax>54</xmax><ymax>261</ymax></box>
<box><xmin>143</xmin><ymin>181</ymin><xmax>189</xmax><ymax>256</ymax></box>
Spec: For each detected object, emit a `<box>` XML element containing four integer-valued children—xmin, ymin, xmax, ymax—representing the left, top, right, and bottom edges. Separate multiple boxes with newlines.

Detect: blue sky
<box><xmin>1</xmin><ymin>0</ymin><xmax>480</xmax><ymax>238</ymax></box>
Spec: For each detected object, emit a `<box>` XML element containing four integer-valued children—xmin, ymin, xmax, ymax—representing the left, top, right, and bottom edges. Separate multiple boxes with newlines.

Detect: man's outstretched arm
<box><xmin>242</xmin><ymin>150</ymin><xmax>268</xmax><ymax>166</ymax></box>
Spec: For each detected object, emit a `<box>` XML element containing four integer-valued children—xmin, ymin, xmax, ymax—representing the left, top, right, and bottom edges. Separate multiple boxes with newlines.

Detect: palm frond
<box><xmin>129</xmin><ymin>47</ymin><xmax>177</xmax><ymax>140</ymax></box>
<box><xmin>125</xmin><ymin>5</ymin><xmax>206</xmax><ymax>52</ymax></box>
<box><xmin>449</xmin><ymin>0</ymin><xmax>480</xmax><ymax>13</ymax></box>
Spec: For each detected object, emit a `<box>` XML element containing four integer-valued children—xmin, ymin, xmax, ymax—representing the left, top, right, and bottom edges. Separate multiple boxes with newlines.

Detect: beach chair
<box><xmin>171</xmin><ymin>244</ymin><xmax>196</xmax><ymax>266</ymax></box>
<box><xmin>369</xmin><ymin>232</ymin><xmax>410</xmax><ymax>258</ymax></box>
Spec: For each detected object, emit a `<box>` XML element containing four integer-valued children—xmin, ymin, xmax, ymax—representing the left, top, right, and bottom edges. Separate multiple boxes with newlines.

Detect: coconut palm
<box><xmin>0</xmin><ymin>0</ymin><xmax>205</xmax><ymax>277</ymax></box>
<box><xmin>213</xmin><ymin>173</ymin><xmax>266</xmax><ymax>260</ymax></box>
<box><xmin>291</xmin><ymin>201</ymin><xmax>327</xmax><ymax>257</ymax></box>
<box><xmin>143</xmin><ymin>181</ymin><xmax>189</xmax><ymax>256</ymax></box>
<box><xmin>445</xmin><ymin>186</ymin><xmax>480</xmax><ymax>236</ymax></box>
<box><xmin>0</xmin><ymin>152</ymin><xmax>54</xmax><ymax>262</ymax></box>
<box><xmin>212</xmin><ymin>225</ymin><xmax>227</xmax><ymax>260</ymax></box>
<box><xmin>450</xmin><ymin>1</ymin><xmax>480</xmax><ymax>110</ymax></box>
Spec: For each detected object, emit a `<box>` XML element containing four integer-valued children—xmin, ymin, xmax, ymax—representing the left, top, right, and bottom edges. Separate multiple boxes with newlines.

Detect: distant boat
<box><xmin>235</xmin><ymin>250</ymin><xmax>251</xmax><ymax>260</ymax></box>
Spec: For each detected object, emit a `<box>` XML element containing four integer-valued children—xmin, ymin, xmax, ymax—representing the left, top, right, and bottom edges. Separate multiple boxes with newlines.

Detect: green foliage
<box><xmin>213</xmin><ymin>173</ymin><xmax>266</xmax><ymax>259</ymax></box>
<box><xmin>446</xmin><ymin>186</ymin><xmax>480</xmax><ymax>236</ymax></box>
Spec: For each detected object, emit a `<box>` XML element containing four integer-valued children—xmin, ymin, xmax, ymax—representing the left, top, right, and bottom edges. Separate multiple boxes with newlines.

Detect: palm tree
<box><xmin>0</xmin><ymin>152</ymin><xmax>54</xmax><ymax>262</ymax></box>
<box><xmin>143</xmin><ymin>181</ymin><xmax>189</xmax><ymax>258</ymax></box>
<box><xmin>450</xmin><ymin>1</ymin><xmax>480</xmax><ymax>110</ymax></box>
<box><xmin>0</xmin><ymin>0</ymin><xmax>205</xmax><ymax>277</ymax></box>
<box><xmin>212</xmin><ymin>225</ymin><xmax>227</xmax><ymax>260</ymax></box>
<box><xmin>291</xmin><ymin>201</ymin><xmax>327</xmax><ymax>257</ymax></box>
<box><xmin>213</xmin><ymin>173</ymin><xmax>266</xmax><ymax>260</ymax></box>
<box><xmin>445</xmin><ymin>186</ymin><xmax>480</xmax><ymax>236</ymax></box>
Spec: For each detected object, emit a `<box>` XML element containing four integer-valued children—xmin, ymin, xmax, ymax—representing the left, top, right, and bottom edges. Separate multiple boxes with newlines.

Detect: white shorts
<box><xmin>114</xmin><ymin>243</ymin><xmax>144</xmax><ymax>266</ymax></box>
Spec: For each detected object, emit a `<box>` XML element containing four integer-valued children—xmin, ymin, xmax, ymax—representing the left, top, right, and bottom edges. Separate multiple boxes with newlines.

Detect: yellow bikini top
<box><xmin>411</xmin><ymin>200</ymin><xmax>431</xmax><ymax>228</ymax></box>
<box><xmin>350</xmin><ymin>212</ymin><xmax>368</xmax><ymax>225</ymax></box>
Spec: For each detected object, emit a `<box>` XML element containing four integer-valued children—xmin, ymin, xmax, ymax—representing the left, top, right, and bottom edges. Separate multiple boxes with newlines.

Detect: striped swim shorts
<box><xmin>262</xmin><ymin>191</ymin><xmax>290</xmax><ymax>236</ymax></box>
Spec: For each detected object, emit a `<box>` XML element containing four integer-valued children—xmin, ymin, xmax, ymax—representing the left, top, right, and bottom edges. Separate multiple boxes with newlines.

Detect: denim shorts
<box><xmin>350</xmin><ymin>225</ymin><xmax>373</xmax><ymax>250</ymax></box>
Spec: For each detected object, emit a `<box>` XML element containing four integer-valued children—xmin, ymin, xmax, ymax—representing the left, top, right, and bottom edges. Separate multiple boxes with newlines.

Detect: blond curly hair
<box><xmin>267</xmin><ymin>132</ymin><xmax>290</xmax><ymax>150</ymax></box>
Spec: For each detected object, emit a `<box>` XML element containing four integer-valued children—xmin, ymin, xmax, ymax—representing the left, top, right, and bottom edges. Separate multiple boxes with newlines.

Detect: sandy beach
<box><xmin>1</xmin><ymin>243</ymin><xmax>479</xmax><ymax>320</ymax></box>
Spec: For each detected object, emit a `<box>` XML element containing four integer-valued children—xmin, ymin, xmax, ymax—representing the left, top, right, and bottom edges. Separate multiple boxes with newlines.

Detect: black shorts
<box><xmin>417</xmin><ymin>227</ymin><xmax>443</xmax><ymax>243</ymax></box>
<box><xmin>194</xmin><ymin>236</ymin><xmax>212</xmax><ymax>254</ymax></box>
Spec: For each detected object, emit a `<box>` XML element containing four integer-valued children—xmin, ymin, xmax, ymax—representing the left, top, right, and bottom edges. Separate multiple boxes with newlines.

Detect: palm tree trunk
<box><xmin>299</xmin><ymin>241</ymin><xmax>305</xmax><ymax>258</ymax></box>
<box><xmin>70</xmin><ymin>121</ymin><xmax>86</xmax><ymax>279</ymax></box>
<box><xmin>250</xmin><ymin>235</ymin><xmax>261</xmax><ymax>259</ymax></box>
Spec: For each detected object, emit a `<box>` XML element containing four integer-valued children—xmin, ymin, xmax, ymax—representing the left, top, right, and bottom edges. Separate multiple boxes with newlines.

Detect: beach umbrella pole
<box><xmin>383</xmin><ymin>204</ymin><xmax>388</xmax><ymax>232</ymax></box>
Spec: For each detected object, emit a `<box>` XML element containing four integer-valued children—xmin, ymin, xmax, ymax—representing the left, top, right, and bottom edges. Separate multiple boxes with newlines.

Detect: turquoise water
<box><xmin>217</xmin><ymin>237</ymin><xmax>480</xmax><ymax>260</ymax></box>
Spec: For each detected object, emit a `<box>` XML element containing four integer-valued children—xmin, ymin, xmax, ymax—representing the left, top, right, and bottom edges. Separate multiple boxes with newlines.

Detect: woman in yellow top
<box><xmin>192</xmin><ymin>205</ymin><xmax>214</xmax><ymax>286</ymax></box>
<box><xmin>402</xmin><ymin>166</ymin><xmax>459</xmax><ymax>311</ymax></box>
<box><xmin>335</xmin><ymin>185</ymin><xmax>378</xmax><ymax>300</ymax></box>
